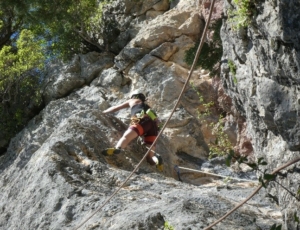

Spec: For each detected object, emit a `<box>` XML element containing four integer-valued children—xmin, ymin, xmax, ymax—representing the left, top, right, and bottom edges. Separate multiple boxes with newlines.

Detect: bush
<box><xmin>0</xmin><ymin>30</ymin><xmax>45</xmax><ymax>150</ymax></box>
<box><xmin>208</xmin><ymin>115</ymin><xmax>233</xmax><ymax>158</ymax></box>
<box><xmin>228</xmin><ymin>0</ymin><xmax>257</xmax><ymax>30</ymax></box>
<box><xmin>184</xmin><ymin>19</ymin><xmax>223</xmax><ymax>75</ymax></box>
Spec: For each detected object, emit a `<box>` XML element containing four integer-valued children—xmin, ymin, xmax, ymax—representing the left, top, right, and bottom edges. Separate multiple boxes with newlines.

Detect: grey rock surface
<box><xmin>1</xmin><ymin>0</ymin><xmax>297</xmax><ymax>229</ymax></box>
<box><xmin>221</xmin><ymin>0</ymin><xmax>300</xmax><ymax>229</ymax></box>
<box><xmin>43</xmin><ymin>52</ymin><xmax>115</xmax><ymax>105</ymax></box>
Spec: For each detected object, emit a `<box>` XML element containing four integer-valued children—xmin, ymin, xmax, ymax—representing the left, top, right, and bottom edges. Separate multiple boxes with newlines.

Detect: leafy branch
<box><xmin>226</xmin><ymin>153</ymin><xmax>300</xmax><ymax>202</ymax></box>
<box><xmin>228</xmin><ymin>59</ymin><xmax>237</xmax><ymax>84</ymax></box>
<box><xmin>190</xmin><ymin>83</ymin><xmax>233</xmax><ymax>159</ymax></box>
<box><xmin>228</xmin><ymin>0</ymin><xmax>257</xmax><ymax>30</ymax></box>
<box><xmin>164</xmin><ymin>221</ymin><xmax>175</xmax><ymax>230</ymax></box>
<box><xmin>184</xmin><ymin>19</ymin><xmax>223</xmax><ymax>75</ymax></box>
<box><xmin>208</xmin><ymin>115</ymin><xmax>233</xmax><ymax>158</ymax></box>
<box><xmin>189</xmin><ymin>82</ymin><xmax>214</xmax><ymax>119</ymax></box>
<box><xmin>203</xmin><ymin>157</ymin><xmax>300</xmax><ymax>230</ymax></box>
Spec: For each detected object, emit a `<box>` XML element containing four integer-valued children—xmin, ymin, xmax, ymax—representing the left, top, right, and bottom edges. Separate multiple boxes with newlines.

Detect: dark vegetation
<box><xmin>184</xmin><ymin>18</ymin><xmax>223</xmax><ymax>76</ymax></box>
<box><xmin>0</xmin><ymin>0</ymin><xmax>111</xmax><ymax>154</ymax></box>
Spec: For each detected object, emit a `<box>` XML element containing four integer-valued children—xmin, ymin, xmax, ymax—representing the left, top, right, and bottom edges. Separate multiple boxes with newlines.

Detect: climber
<box><xmin>101</xmin><ymin>90</ymin><xmax>163</xmax><ymax>171</ymax></box>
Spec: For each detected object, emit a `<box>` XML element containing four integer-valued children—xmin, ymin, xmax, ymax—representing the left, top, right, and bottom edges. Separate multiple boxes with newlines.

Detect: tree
<box><xmin>0</xmin><ymin>0</ymin><xmax>111</xmax><ymax>152</ymax></box>
<box><xmin>0</xmin><ymin>29</ymin><xmax>45</xmax><ymax>146</ymax></box>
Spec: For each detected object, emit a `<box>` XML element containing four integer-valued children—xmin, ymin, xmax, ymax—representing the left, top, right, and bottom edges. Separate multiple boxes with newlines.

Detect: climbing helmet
<box><xmin>130</xmin><ymin>90</ymin><xmax>146</xmax><ymax>102</ymax></box>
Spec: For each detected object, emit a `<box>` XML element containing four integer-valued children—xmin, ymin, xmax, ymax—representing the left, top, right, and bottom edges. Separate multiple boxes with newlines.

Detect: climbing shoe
<box><xmin>101</xmin><ymin>148</ymin><xmax>122</xmax><ymax>156</ymax></box>
<box><xmin>155</xmin><ymin>153</ymin><xmax>163</xmax><ymax>171</ymax></box>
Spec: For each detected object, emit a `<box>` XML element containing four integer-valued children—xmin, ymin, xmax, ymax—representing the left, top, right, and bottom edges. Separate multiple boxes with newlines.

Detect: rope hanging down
<box><xmin>148</xmin><ymin>146</ymin><xmax>256</xmax><ymax>183</ymax></box>
<box><xmin>73</xmin><ymin>1</ymin><xmax>216</xmax><ymax>229</ymax></box>
<box><xmin>176</xmin><ymin>166</ymin><xmax>258</xmax><ymax>183</ymax></box>
<box><xmin>203</xmin><ymin>157</ymin><xmax>300</xmax><ymax>230</ymax></box>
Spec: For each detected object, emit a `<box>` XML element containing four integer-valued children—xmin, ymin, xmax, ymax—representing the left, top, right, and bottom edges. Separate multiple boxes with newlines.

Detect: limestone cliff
<box><xmin>0</xmin><ymin>0</ymin><xmax>298</xmax><ymax>229</ymax></box>
<box><xmin>221</xmin><ymin>0</ymin><xmax>300</xmax><ymax>229</ymax></box>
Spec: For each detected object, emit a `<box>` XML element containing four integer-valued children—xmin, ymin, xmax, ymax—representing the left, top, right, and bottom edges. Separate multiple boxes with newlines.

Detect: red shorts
<box><xmin>129</xmin><ymin>117</ymin><xmax>158</xmax><ymax>145</ymax></box>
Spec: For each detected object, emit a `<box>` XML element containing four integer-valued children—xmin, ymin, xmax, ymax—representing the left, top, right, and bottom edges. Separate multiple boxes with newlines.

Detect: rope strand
<box><xmin>177</xmin><ymin>166</ymin><xmax>257</xmax><ymax>183</ymax></box>
<box><xmin>203</xmin><ymin>157</ymin><xmax>300</xmax><ymax>230</ymax></box>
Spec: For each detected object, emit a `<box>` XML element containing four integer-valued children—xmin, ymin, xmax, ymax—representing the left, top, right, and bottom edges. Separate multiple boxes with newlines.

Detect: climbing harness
<box><xmin>130</xmin><ymin>112</ymin><xmax>156</xmax><ymax>125</ymax></box>
<box><xmin>130</xmin><ymin>104</ymin><xmax>157</xmax><ymax>125</ymax></box>
<box><xmin>135</xmin><ymin>108</ymin><xmax>157</xmax><ymax>121</ymax></box>
<box><xmin>73</xmin><ymin>1</ymin><xmax>216</xmax><ymax>229</ymax></box>
<box><xmin>130</xmin><ymin>116</ymin><xmax>141</xmax><ymax>125</ymax></box>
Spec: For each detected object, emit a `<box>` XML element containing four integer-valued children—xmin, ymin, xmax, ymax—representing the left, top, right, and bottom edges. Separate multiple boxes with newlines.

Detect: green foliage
<box><xmin>0</xmin><ymin>29</ymin><xmax>45</xmax><ymax>73</ymax></box>
<box><xmin>0</xmin><ymin>29</ymin><xmax>45</xmax><ymax>90</ymax></box>
<box><xmin>0</xmin><ymin>0</ymin><xmax>113</xmax><ymax>149</ymax></box>
<box><xmin>164</xmin><ymin>221</ymin><xmax>175</xmax><ymax>230</ymax></box>
<box><xmin>228</xmin><ymin>155</ymin><xmax>268</xmax><ymax>170</ymax></box>
<box><xmin>228</xmin><ymin>59</ymin><xmax>237</xmax><ymax>84</ymax></box>
<box><xmin>0</xmin><ymin>0</ymin><xmax>111</xmax><ymax>60</ymax></box>
<box><xmin>228</xmin><ymin>0</ymin><xmax>257</xmax><ymax>30</ymax></box>
<box><xmin>190</xmin><ymin>82</ymin><xmax>214</xmax><ymax>119</ymax></box>
<box><xmin>202</xmin><ymin>101</ymin><xmax>214</xmax><ymax>117</ymax></box>
<box><xmin>258</xmin><ymin>172</ymin><xmax>277</xmax><ymax>188</ymax></box>
<box><xmin>0</xmin><ymin>29</ymin><xmax>45</xmax><ymax>142</ymax></box>
<box><xmin>208</xmin><ymin>115</ymin><xmax>233</xmax><ymax>158</ymax></box>
<box><xmin>269</xmin><ymin>224</ymin><xmax>282</xmax><ymax>230</ymax></box>
<box><xmin>88</xmin><ymin>1</ymin><xmax>107</xmax><ymax>32</ymax></box>
<box><xmin>225</xmin><ymin>149</ymin><xmax>235</xmax><ymax>166</ymax></box>
<box><xmin>36</xmin><ymin>0</ymin><xmax>103</xmax><ymax>59</ymax></box>
<box><xmin>294</xmin><ymin>212</ymin><xmax>300</xmax><ymax>224</ymax></box>
<box><xmin>226</xmin><ymin>154</ymin><xmax>300</xmax><ymax>229</ymax></box>
<box><xmin>189</xmin><ymin>82</ymin><xmax>232</xmax><ymax>159</ymax></box>
<box><xmin>227</xmin><ymin>154</ymin><xmax>275</xmax><ymax>188</ymax></box>
<box><xmin>184</xmin><ymin>19</ymin><xmax>223</xmax><ymax>74</ymax></box>
<box><xmin>223</xmin><ymin>176</ymin><xmax>232</xmax><ymax>184</ymax></box>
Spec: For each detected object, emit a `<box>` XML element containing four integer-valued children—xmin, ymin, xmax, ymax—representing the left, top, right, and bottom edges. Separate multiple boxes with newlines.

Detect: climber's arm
<box><xmin>103</xmin><ymin>101</ymin><xmax>130</xmax><ymax>114</ymax></box>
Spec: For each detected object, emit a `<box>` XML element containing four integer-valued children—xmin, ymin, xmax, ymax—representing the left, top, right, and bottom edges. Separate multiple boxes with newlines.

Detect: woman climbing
<box><xmin>101</xmin><ymin>90</ymin><xmax>163</xmax><ymax>171</ymax></box>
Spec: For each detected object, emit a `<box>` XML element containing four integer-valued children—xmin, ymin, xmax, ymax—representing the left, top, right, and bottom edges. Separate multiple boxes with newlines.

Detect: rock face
<box><xmin>0</xmin><ymin>0</ymin><xmax>297</xmax><ymax>229</ymax></box>
<box><xmin>221</xmin><ymin>0</ymin><xmax>300</xmax><ymax>229</ymax></box>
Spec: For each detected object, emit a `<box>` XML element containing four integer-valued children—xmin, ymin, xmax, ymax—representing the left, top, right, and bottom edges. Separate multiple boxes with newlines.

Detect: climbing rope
<box><xmin>176</xmin><ymin>166</ymin><xmax>258</xmax><ymax>183</ymax></box>
<box><xmin>203</xmin><ymin>157</ymin><xmax>300</xmax><ymax>230</ymax></box>
<box><xmin>73</xmin><ymin>1</ymin><xmax>216</xmax><ymax>229</ymax></box>
<box><xmin>145</xmin><ymin>147</ymin><xmax>255</xmax><ymax>183</ymax></box>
